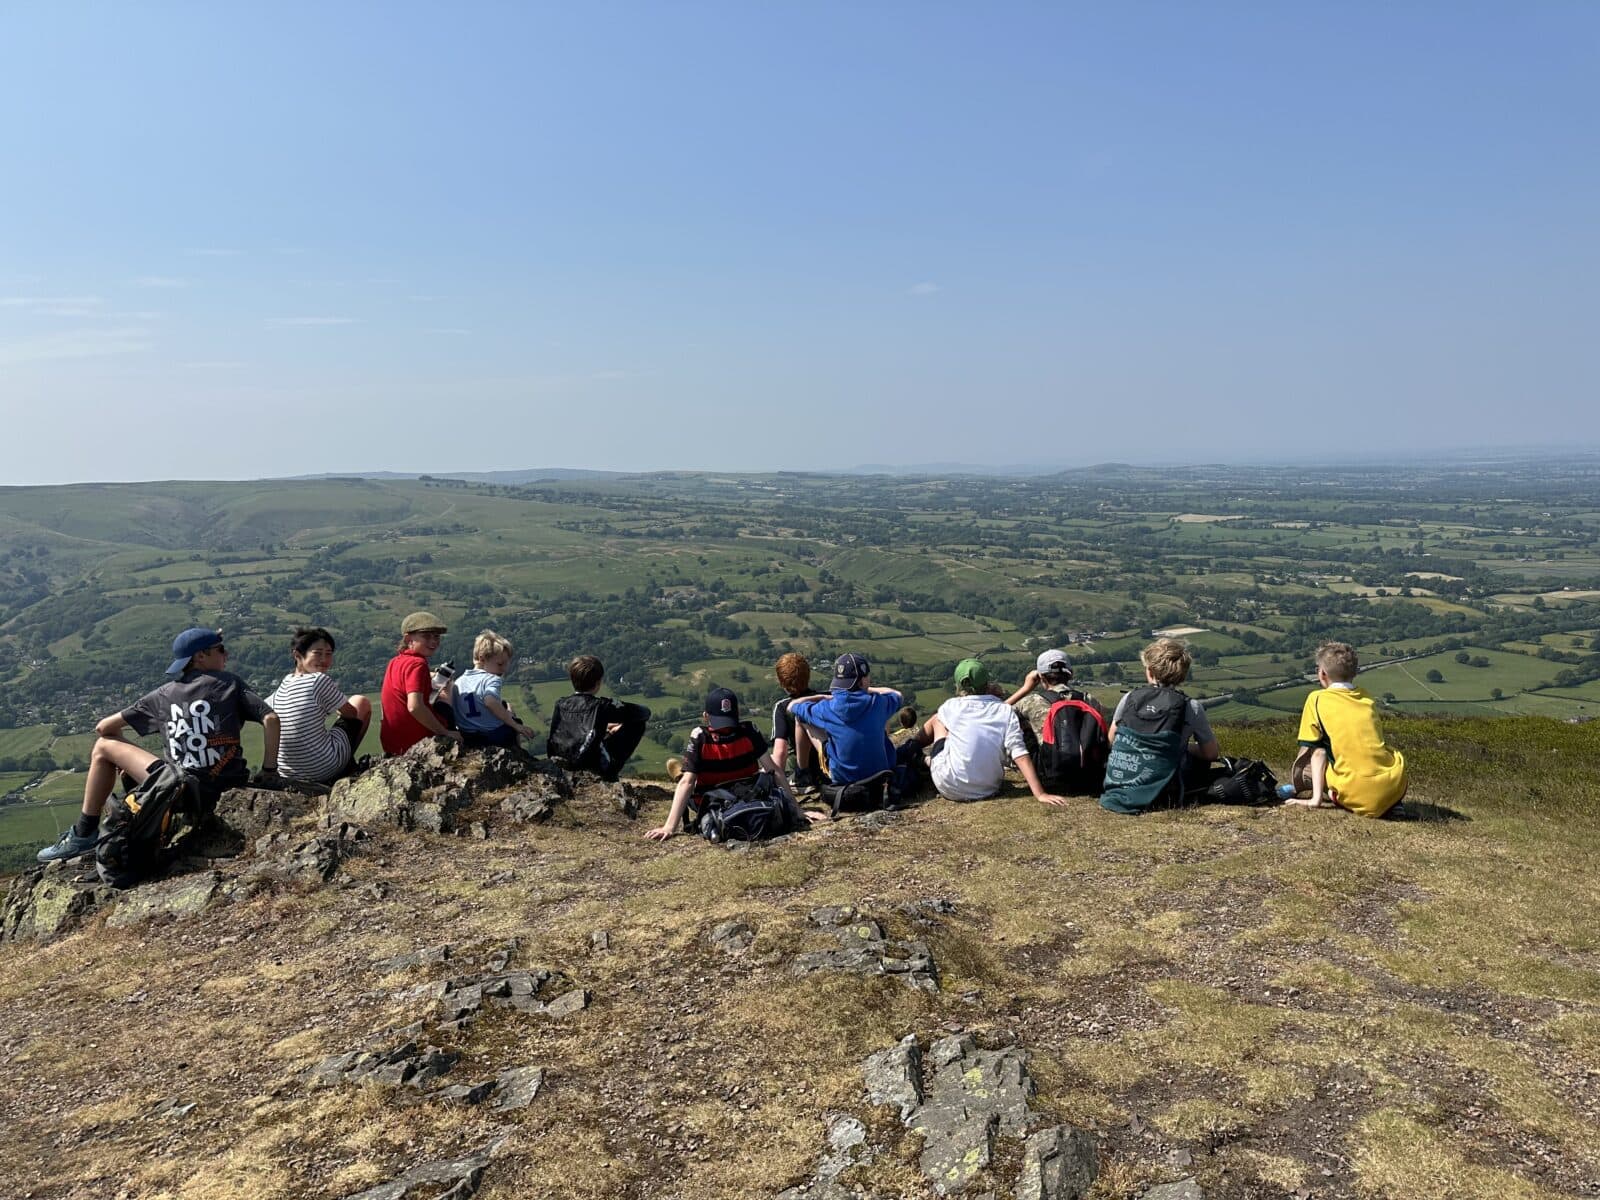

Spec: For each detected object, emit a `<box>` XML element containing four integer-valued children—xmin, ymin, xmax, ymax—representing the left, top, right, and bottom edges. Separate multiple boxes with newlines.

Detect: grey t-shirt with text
<box><xmin>121</xmin><ymin>669</ymin><xmax>270</xmax><ymax>789</ymax></box>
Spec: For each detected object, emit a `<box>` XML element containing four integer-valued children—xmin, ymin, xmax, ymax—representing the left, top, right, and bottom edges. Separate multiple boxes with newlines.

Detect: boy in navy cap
<box><xmin>787</xmin><ymin>652</ymin><xmax>904</xmax><ymax>786</ymax></box>
<box><xmin>37</xmin><ymin>627</ymin><xmax>280</xmax><ymax>863</ymax></box>
<box><xmin>646</xmin><ymin>686</ymin><xmax>807</xmax><ymax>841</ymax></box>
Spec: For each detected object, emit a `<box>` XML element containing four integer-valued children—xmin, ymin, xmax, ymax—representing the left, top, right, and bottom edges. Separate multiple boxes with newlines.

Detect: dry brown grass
<box><xmin>0</xmin><ymin>717</ymin><xmax>1595</xmax><ymax>1197</ymax></box>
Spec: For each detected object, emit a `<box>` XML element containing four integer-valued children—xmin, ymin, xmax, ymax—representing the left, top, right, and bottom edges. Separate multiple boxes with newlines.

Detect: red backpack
<box><xmin>1037</xmin><ymin>693</ymin><xmax>1110</xmax><ymax>795</ymax></box>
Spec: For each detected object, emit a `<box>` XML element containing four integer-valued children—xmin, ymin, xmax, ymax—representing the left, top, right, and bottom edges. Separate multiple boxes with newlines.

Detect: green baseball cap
<box><xmin>953</xmin><ymin>658</ymin><xmax>989</xmax><ymax>693</ymax></box>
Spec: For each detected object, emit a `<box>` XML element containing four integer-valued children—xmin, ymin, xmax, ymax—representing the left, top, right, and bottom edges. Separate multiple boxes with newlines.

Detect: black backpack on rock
<box><xmin>546</xmin><ymin>694</ymin><xmax>602</xmax><ymax>767</ymax></box>
<box><xmin>96</xmin><ymin>762</ymin><xmax>206</xmax><ymax>888</ymax></box>
<box><xmin>699</xmin><ymin>773</ymin><xmax>809</xmax><ymax>844</ymax></box>
<box><xmin>1037</xmin><ymin>691</ymin><xmax>1111</xmax><ymax>795</ymax></box>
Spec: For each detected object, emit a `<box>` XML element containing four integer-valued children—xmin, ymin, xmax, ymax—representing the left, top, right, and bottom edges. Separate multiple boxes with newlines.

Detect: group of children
<box><xmin>35</xmin><ymin>613</ymin><xmax>1409</xmax><ymax>867</ymax></box>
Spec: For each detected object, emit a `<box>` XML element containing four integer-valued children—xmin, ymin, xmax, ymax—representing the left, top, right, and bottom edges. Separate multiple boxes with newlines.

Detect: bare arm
<box><xmin>260</xmin><ymin>710</ymin><xmax>280</xmax><ymax>772</ymax></box>
<box><xmin>647</xmin><ymin>771</ymin><xmax>698</xmax><ymax>841</ymax></box>
<box><xmin>482</xmin><ymin>694</ymin><xmax>536</xmax><ymax>738</ymax></box>
<box><xmin>757</xmin><ymin>753</ymin><xmax>797</xmax><ymax>802</ymax></box>
<box><xmin>1189</xmin><ymin>737</ymin><xmax>1220</xmax><ymax>762</ymax></box>
<box><xmin>95</xmin><ymin>713</ymin><xmax>130</xmax><ymax>739</ymax></box>
<box><xmin>1004</xmin><ymin>671</ymin><xmax>1040</xmax><ymax>707</ymax></box>
<box><xmin>407</xmin><ymin>690</ymin><xmax>463</xmax><ymax>742</ymax></box>
<box><xmin>1014</xmin><ymin>752</ymin><xmax>1068</xmax><ymax>807</ymax></box>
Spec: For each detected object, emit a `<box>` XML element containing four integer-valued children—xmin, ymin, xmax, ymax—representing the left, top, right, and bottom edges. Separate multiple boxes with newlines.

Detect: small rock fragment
<box><xmin>494</xmin><ymin>1065</ymin><xmax>545</xmax><ymax>1111</ymax></box>
<box><xmin>1015</xmin><ymin>1126</ymin><xmax>1098</xmax><ymax>1200</ymax></box>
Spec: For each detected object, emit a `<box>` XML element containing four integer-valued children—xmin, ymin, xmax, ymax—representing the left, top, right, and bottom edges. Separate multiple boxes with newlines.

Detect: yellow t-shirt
<box><xmin>1297</xmin><ymin>686</ymin><xmax>1407</xmax><ymax>818</ymax></box>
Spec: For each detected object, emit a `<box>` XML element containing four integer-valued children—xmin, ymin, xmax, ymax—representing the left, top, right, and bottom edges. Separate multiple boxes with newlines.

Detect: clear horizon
<box><xmin>3</xmin><ymin>2</ymin><xmax>1597</xmax><ymax>485</ymax></box>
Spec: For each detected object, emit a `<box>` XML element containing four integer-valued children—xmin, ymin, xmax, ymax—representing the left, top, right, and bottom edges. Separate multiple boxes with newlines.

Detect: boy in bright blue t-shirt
<box><xmin>788</xmin><ymin>652</ymin><xmax>903</xmax><ymax>784</ymax></box>
<box><xmin>452</xmin><ymin>631</ymin><xmax>538</xmax><ymax>750</ymax></box>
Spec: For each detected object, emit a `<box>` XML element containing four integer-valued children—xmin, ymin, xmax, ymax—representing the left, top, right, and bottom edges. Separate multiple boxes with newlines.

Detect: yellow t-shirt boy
<box><xmin>1294</xmin><ymin>645</ymin><xmax>1407</xmax><ymax>818</ymax></box>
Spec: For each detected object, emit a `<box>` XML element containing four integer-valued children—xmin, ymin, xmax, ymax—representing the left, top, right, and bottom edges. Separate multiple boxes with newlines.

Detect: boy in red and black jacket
<box><xmin>645</xmin><ymin>687</ymin><xmax>809</xmax><ymax>841</ymax></box>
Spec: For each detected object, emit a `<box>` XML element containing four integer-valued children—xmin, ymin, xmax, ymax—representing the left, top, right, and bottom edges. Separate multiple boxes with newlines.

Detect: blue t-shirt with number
<box><xmin>452</xmin><ymin>668</ymin><xmax>506</xmax><ymax>734</ymax></box>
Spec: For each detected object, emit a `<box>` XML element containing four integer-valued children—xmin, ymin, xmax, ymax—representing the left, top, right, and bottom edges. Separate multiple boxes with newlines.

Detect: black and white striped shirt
<box><xmin>266</xmin><ymin>672</ymin><xmax>351</xmax><ymax>782</ymax></box>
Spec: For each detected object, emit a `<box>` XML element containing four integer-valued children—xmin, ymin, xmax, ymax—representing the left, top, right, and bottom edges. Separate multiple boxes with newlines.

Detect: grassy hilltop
<box><xmin>0</xmin><ymin>716</ymin><xmax>1596</xmax><ymax>1199</ymax></box>
<box><xmin>4</xmin><ymin>458</ymin><xmax>1600</xmax><ymax>868</ymax></box>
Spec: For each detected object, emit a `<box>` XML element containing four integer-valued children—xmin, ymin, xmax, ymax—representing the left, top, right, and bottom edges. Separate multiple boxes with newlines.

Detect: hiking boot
<box><xmin>37</xmin><ymin>828</ymin><xmax>99</xmax><ymax>863</ymax></box>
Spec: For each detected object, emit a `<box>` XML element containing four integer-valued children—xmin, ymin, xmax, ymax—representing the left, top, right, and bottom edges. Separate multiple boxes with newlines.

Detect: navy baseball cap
<box><xmin>831</xmin><ymin>652</ymin><xmax>870</xmax><ymax>691</ymax></box>
<box><xmin>167</xmin><ymin>627</ymin><xmax>223</xmax><ymax>677</ymax></box>
<box><xmin>705</xmin><ymin>686</ymin><xmax>741</xmax><ymax>729</ymax></box>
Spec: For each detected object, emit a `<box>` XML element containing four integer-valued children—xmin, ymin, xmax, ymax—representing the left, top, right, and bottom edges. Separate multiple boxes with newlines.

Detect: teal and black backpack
<box><xmin>1099</xmin><ymin>686</ymin><xmax>1190</xmax><ymax>815</ymax></box>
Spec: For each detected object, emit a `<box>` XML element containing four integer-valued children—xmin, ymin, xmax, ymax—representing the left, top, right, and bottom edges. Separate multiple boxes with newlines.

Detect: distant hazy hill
<box><xmin>285</xmin><ymin>467</ymin><xmax>624</xmax><ymax>484</ymax></box>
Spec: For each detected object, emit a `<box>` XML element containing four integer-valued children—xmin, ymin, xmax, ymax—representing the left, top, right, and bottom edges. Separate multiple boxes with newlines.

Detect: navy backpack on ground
<box><xmin>699</xmin><ymin>773</ymin><xmax>808</xmax><ymax>844</ymax></box>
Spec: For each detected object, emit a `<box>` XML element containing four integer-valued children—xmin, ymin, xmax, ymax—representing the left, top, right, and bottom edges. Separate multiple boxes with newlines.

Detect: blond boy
<box><xmin>1285</xmin><ymin>642</ymin><xmax>1407</xmax><ymax>818</ymax></box>
<box><xmin>1100</xmin><ymin>639</ymin><xmax>1219</xmax><ymax>815</ymax></box>
<box><xmin>452</xmin><ymin>631</ymin><xmax>537</xmax><ymax>750</ymax></box>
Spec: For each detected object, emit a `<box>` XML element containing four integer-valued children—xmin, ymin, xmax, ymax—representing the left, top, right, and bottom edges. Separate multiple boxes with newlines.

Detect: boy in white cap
<box><xmin>37</xmin><ymin>627</ymin><xmax>280</xmax><ymax>862</ymax></box>
<box><xmin>1006</xmin><ymin>648</ymin><xmax>1102</xmax><ymax>753</ymax></box>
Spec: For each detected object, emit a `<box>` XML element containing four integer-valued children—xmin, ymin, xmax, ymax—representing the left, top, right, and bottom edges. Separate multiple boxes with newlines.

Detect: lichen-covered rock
<box><xmin>1015</xmin><ymin>1126</ymin><xmax>1099</xmax><ymax>1200</ymax></box>
<box><xmin>326</xmin><ymin>741</ymin><xmax>557</xmax><ymax>833</ymax></box>
<box><xmin>1141</xmin><ymin>1181</ymin><xmax>1203</xmax><ymax>1200</ymax></box>
<box><xmin>862</xmin><ymin>1035</ymin><xmax>923</xmax><ymax>1119</ymax></box>
<box><xmin>193</xmin><ymin>786</ymin><xmax>313</xmax><ymax>854</ymax></box>
<box><xmin>0</xmin><ymin>862</ymin><xmax>112</xmax><ymax>943</ymax></box>
<box><xmin>105</xmin><ymin>870</ymin><xmax>222</xmax><ymax>929</ymax></box>
<box><xmin>855</xmin><ymin>1033</ymin><xmax>1095</xmax><ymax>1199</ymax></box>
<box><xmin>794</xmin><ymin>907</ymin><xmax>937</xmax><ymax>991</ymax></box>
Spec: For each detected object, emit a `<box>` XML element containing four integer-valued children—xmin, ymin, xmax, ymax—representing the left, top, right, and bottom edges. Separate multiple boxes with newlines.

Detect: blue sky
<box><xmin>2</xmin><ymin>2</ymin><xmax>1596</xmax><ymax>483</ymax></box>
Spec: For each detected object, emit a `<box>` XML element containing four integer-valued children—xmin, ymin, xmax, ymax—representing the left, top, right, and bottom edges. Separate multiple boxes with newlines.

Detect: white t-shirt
<box><xmin>266</xmin><ymin>671</ymin><xmax>351</xmax><ymax>782</ymax></box>
<box><xmin>929</xmin><ymin>693</ymin><xmax>1029</xmax><ymax>801</ymax></box>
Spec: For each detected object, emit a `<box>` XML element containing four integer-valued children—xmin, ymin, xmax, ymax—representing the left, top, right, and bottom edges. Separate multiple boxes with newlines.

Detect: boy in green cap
<box><xmin>910</xmin><ymin>658</ymin><xmax>1068</xmax><ymax>805</ymax></box>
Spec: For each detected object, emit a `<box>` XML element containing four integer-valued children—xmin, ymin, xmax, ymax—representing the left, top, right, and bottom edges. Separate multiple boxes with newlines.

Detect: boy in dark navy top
<box><xmin>37</xmin><ymin>627</ymin><xmax>281</xmax><ymax>862</ymax></box>
<box><xmin>547</xmin><ymin>654</ymin><xmax>651</xmax><ymax>781</ymax></box>
<box><xmin>646</xmin><ymin>687</ymin><xmax>812</xmax><ymax>842</ymax></box>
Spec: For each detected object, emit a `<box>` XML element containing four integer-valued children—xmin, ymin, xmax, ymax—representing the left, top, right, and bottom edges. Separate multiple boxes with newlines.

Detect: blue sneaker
<box><xmin>37</xmin><ymin>828</ymin><xmax>98</xmax><ymax>863</ymax></box>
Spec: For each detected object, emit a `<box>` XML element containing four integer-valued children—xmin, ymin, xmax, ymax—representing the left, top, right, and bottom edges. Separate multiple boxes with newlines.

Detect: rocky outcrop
<box><xmin>0</xmin><ymin>862</ymin><xmax>113</xmax><ymax>942</ymax></box>
<box><xmin>104</xmin><ymin>870</ymin><xmax>223</xmax><ymax>929</ymax></box>
<box><xmin>0</xmin><ymin>792</ymin><xmax>364</xmax><ymax>943</ymax></box>
<box><xmin>325</xmin><ymin>740</ymin><xmax>554</xmax><ymax>833</ymax></box>
<box><xmin>821</xmin><ymin>1033</ymin><xmax>1099</xmax><ymax>1199</ymax></box>
<box><xmin>341</xmin><ymin>1135</ymin><xmax>509</xmax><ymax>1200</ymax></box>
<box><xmin>793</xmin><ymin>905</ymin><xmax>938</xmax><ymax>992</ymax></box>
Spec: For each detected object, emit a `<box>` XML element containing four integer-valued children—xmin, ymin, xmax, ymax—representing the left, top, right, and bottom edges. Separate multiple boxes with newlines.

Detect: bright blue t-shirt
<box><xmin>452</xmin><ymin>668</ymin><xmax>506</xmax><ymax>734</ymax></box>
<box><xmin>789</xmin><ymin>688</ymin><xmax>903</xmax><ymax>783</ymax></box>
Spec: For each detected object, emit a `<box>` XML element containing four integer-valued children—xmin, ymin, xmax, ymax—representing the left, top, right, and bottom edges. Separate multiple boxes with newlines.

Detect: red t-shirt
<box><xmin>380</xmin><ymin>651</ymin><xmax>434</xmax><ymax>755</ymax></box>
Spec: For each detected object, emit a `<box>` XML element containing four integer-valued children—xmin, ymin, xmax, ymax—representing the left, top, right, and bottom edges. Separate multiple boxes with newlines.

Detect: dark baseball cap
<box><xmin>831</xmin><ymin>652</ymin><xmax>870</xmax><ymax>691</ymax></box>
<box><xmin>167</xmin><ymin>627</ymin><xmax>223</xmax><ymax>677</ymax></box>
<box><xmin>705</xmin><ymin>686</ymin><xmax>740</xmax><ymax>729</ymax></box>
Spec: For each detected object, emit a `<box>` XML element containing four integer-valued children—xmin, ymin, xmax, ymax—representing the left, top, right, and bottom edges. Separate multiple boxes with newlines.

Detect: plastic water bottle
<box><xmin>1275</xmin><ymin>783</ymin><xmax>1298</xmax><ymax>800</ymax></box>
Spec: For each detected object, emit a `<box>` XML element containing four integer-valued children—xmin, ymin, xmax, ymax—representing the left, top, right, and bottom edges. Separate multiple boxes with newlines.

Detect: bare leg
<box><xmin>922</xmin><ymin>715</ymin><xmax>949</xmax><ymax>744</ymax></box>
<box><xmin>82</xmin><ymin>737</ymin><xmax>160</xmax><ymax>818</ymax></box>
<box><xmin>1285</xmin><ymin>748</ymin><xmax>1334</xmax><ymax>808</ymax></box>
<box><xmin>348</xmin><ymin>694</ymin><xmax>374</xmax><ymax>748</ymax></box>
<box><xmin>795</xmin><ymin>724</ymin><xmax>816</xmax><ymax>770</ymax></box>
